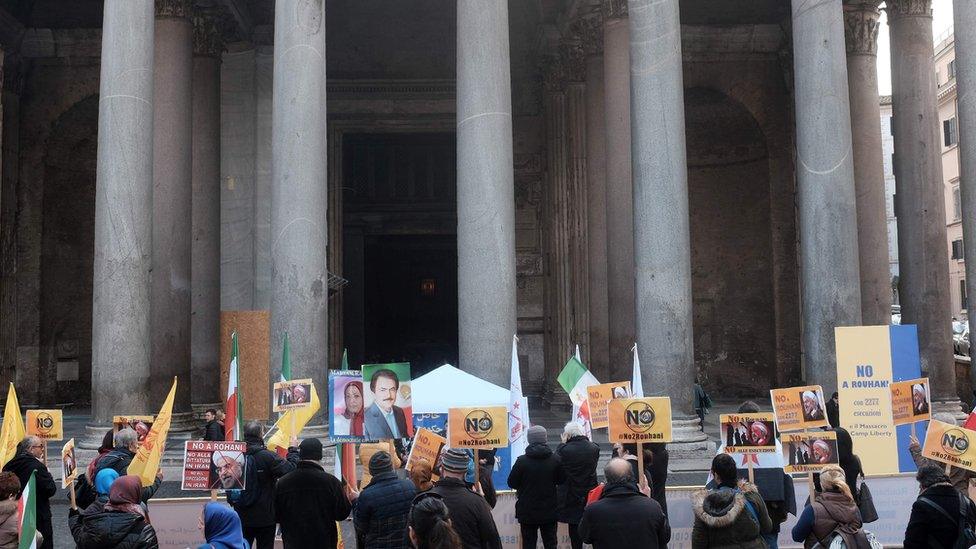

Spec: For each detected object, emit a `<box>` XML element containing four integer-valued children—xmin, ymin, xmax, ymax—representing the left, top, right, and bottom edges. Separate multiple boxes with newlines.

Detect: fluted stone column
<box><xmin>844</xmin><ymin>1</ymin><xmax>892</xmax><ymax>326</ymax></box>
<box><xmin>956</xmin><ymin>0</ymin><xmax>976</xmax><ymax>389</ymax></box>
<box><xmin>602</xmin><ymin>0</ymin><xmax>635</xmax><ymax>380</ymax></box>
<box><xmin>92</xmin><ymin>0</ymin><xmax>155</xmax><ymax>421</ymax></box>
<box><xmin>457</xmin><ymin>0</ymin><xmax>517</xmax><ymax>387</ymax></box>
<box><xmin>271</xmin><ymin>0</ymin><xmax>329</xmax><ymax>388</ymax></box>
<box><xmin>888</xmin><ymin>0</ymin><xmax>957</xmax><ymax>405</ymax></box>
<box><xmin>190</xmin><ymin>14</ymin><xmax>222</xmax><ymax>407</ymax></box>
<box><xmin>629</xmin><ymin>0</ymin><xmax>706</xmax><ymax>448</ymax></box>
<box><xmin>565</xmin><ymin>44</ymin><xmax>590</xmax><ymax>363</ymax></box>
<box><xmin>792</xmin><ymin>0</ymin><xmax>862</xmax><ymax>394</ymax></box>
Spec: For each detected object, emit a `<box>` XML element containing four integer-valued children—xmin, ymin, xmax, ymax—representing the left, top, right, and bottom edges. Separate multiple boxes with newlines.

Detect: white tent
<box><xmin>411</xmin><ymin>364</ymin><xmax>509</xmax><ymax>414</ymax></box>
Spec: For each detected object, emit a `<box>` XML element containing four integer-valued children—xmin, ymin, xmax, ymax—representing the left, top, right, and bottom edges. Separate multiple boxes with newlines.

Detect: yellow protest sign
<box><xmin>447</xmin><ymin>406</ymin><xmax>509</xmax><ymax>449</ymax></box>
<box><xmin>770</xmin><ymin>385</ymin><xmax>829</xmax><ymax>432</ymax></box>
<box><xmin>719</xmin><ymin>413</ymin><xmax>776</xmax><ymax>453</ymax></box>
<box><xmin>782</xmin><ymin>431</ymin><xmax>839</xmax><ymax>473</ymax></box>
<box><xmin>607</xmin><ymin>397</ymin><xmax>672</xmax><ymax>443</ymax></box>
<box><xmin>26</xmin><ymin>410</ymin><xmax>63</xmax><ymax>441</ymax></box>
<box><xmin>0</xmin><ymin>384</ymin><xmax>24</xmax><ymax>467</ymax></box>
<box><xmin>922</xmin><ymin>420</ymin><xmax>976</xmax><ymax>472</ymax></box>
<box><xmin>406</xmin><ymin>428</ymin><xmax>447</xmax><ymax>479</ymax></box>
<box><xmin>586</xmin><ymin>381</ymin><xmax>631</xmax><ymax>429</ymax></box>
<box><xmin>128</xmin><ymin>378</ymin><xmax>177</xmax><ymax>487</ymax></box>
<box><xmin>61</xmin><ymin>438</ymin><xmax>76</xmax><ymax>488</ymax></box>
<box><xmin>891</xmin><ymin>377</ymin><xmax>931</xmax><ymax>426</ymax></box>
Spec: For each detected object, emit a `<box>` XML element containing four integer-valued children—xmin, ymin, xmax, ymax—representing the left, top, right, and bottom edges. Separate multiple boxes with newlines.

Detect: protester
<box><xmin>578</xmin><ymin>458</ymin><xmax>669</xmax><ymax>549</ymax></box>
<box><xmin>359</xmin><ymin>441</ymin><xmax>402</xmax><ymax>489</ymax></box>
<box><xmin>812</xmin><ymin>427</ymin><xmax>863</xmax><ymax>499</ymax></box>
<box><xmin>462</xmin><ymin>449</ymin><xmax>497</xmax><ymax>508</ymax></box>
<box><xmin>646</xmin><ymin>443</ymin><xmax>669</xmax><ymax>516</ymax></box>
<box><xmin>555</xmin><ymin>422</ymin><xmax>599</xmax><ymax>549</ymax></box>
<box><xmin>694</xmin><ymin>380</ymin><xmax>713</xmax><ymax>430</ymax></box>
<box><xmin>408</xmin><ymin>493</ymin><xmax>463</xmax><ymax>549</ymax></box>
<box><xmin>826</xmin><ymin>392</ymin><xmax>840</xmax><ymax>428</ymax></box>
<box><xmin>94</xmin><ymin>427</ymin><xmax>141</xmax><ymax>475</ymax></box>
<box><xmin>231</xmin><ymin>420</ymin><xmax>299</xmax><ymax>549</ymax></box>
<box><xmin>274</xmin><ymin>438</ymin><xmax>353</xmax><ymax>549</ymax></box>
<box><xmin>792</xmin><ymin>465</ymin><xmax>870</xmax><ymax>548</ymax></box>
<box><xmin>353</xmin><ymin>451</ymin><xmax>416</xmax><ymax>549</ymax></box>
<box><xmin>691</xmin><ymin>454</ymin><xmax>772</xmax><ymax>548</ymax></box>
<box><xmin>3</xmin><ymin>436</ymin><xmax>56</xmax><ymax>549</ymax></box>
<box><xmin>87</xmin><ymin>468</ymin><xmax>120</xmax><ymax>513</ymax></box>
<box><xmin>0</xmin><ymin>472</ymin><xmax>20</xmax><ymax>549</ymax></box>
<box><xmin>904</xmin><ymin>464</ymin><xmax>976</xmax><ymax>548</ymax></box>
<box><xmin>508</xmin><ymin>425</ymin><xmax>566</xmax><ymax>549</ymax></box>
<box><xmin>410</xmin><ymin>461</ymin><xmax>435</xmax><ymax>493</ymax></box>
<box><xmin>203</xmin><ymin>409</ymin><xmax>225</xmax><ymax>441</ymax></box>
<box><xmin>909</xmin><ymin>412</ymin><xmax>976</xmax><ymax>493</ymax></box>
<box><xmin>69</xmin><ymin>475</ymin><xmax>159</xmax><ymax>549</ymax></box>
<box><xmin>197</xmin><ymin>502</ymin><xmax>248</xmax><ymax>549</ymax></box>
<box><xmin>75</xmin><ymin>429</ymin><xmax>116</xmax><ymax>509</ymax></box>
<box><xmin>430</xmin><ymin>449</ymin><xmax>501</xmax><ymax>549</ymax></box>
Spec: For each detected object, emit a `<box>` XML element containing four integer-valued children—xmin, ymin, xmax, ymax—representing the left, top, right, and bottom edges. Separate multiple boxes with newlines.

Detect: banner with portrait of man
<box><xmin>361</xmin><ymin>363</ymin><xmax>414</xmax><ymax>440</ymax></box>
<box><xmin>719</xmin><ymin>413</ymin><xmax>776</xmax><ymax>453</ymax></box>
<box><xmin>891</xmin><ymin>377</ymin><xmax>931</xmax><ymax>425</ymax></box>
<box><xmin>181</xmin><ymin>441</ymin><xmax>247</xmax><ymax>491</ymax></box>
<box><xmin>782</xmin><ymin>431</ymin><xmax>839</xmax><ymax>473</ymax></box>
<box><xmin>113</xmin><ymin>416</ymin><xmax>155</xmax><ymax>444</ymax></box>
<box><xmin>770</xmin><ymin>385</ymin><xmax>829</xmax><ymax>432</ymax></box>
<box><xmin>272</xmin><ymin>379</ymin><xmax>314</xmax><ymax>412</ymax></box>
<box><xmin>61</xmin><ymin>438</ymin><xmax>76</xmax><ymax>488</ymax></box>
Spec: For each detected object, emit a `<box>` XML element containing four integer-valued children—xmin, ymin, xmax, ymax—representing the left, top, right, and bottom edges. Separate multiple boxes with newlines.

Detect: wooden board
<box><xmin>219</xmin><ymin>311</ymin><xmax>270</xmax><ymax>420</ymax></box>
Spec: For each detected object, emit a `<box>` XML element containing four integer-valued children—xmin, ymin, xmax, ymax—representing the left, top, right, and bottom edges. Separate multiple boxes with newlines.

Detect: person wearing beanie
<box><xmin>358</xmin><ymin>441</ymin><xmax>403</xmax><ymax>489</ymax></box>
<box><xmin>430</xmin><ymin>449</ymin><xmax>501</xmax><ymax>549</ymax></box>
<box><xmin>273</xmin><ymin>438</ymin><xmax>352</xmax><ymax>549</ymax></box>
<box><xmin>508</xmin><ymin>425</ymin><xmax>566</xmax><ymax>549</ymax></box>
<box><xmin>354</xmin><ymin>451</ymin><xmax>416</xmax><ymax>549</ymax></box>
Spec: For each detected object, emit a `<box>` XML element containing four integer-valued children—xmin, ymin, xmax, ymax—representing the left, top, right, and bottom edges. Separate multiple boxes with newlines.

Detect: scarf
<box><xmin>94</xmin><ymin>469</ymin><xmax>119</xmax><ymax>497</ymax></box>
<box><xmin>104</xmin><ymin>475</ymin><xmax>148</xmax><ymax>523</ymax></box>
<box><xmin>203</xmin><ymin>502</ymin><xmax>249</xmax><ymax>549</ymax></box>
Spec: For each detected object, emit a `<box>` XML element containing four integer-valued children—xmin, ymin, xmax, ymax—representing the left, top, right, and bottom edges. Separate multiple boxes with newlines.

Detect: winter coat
<box><xmin>793</xmin><ymin>491</ymin><xmax>869</xmax><ymax>549</ymax></box>
<box><xmin>353</xmin><ymin>470</ymin><xmax>415</xmax><ymax>549</ymax></box>
<box><xmin>579</xmin><ymin>480</ymin><xmax>670</xmax><ymax>549</ymax></box>
<box><xmin>232</xmin><ymin>437</ymin><xmax>299</xmax><ymax>528</ymax></box>
<box><xmin>274</xmin><ymin>461</ymin><xmax>352</xmax><ymax>549</ymax></box>
<box><xmin>429</xmin><ymin>477</ymin><xmax>501</xmax><ymax>549</ymax></box>
<box><xmin>555</xmin><ymin>435</ymin><xmax>600</xmax><ymax>524</ymax></box>
<box><xmin>3</xmin><ymin>452</ymin><xmax>57</xmax><ymax>549</ymax></box>
<box><xmin>68</xmin><ymin>507</ymin><xmax>159</xmax><ymax>549</ymax></box>
<box><xmin>691</xmin><ymin>482</ymin><xmax>772</xmax><ymax>549</ymax></box>
<box><xmin>507</xmin><ymin>442</ymin><xmax>566</xmax><ymax>524</ymax></box>
<box><xmin>93</xmin><ymin>448</ymin><xmax>136</xmax><ymax>476</ymax></box>
<box><xmin>358</xmin><ymin>443</ymin><xmax>402</xmax><ymax>489</ymax></box>
<box><xmin>647</xmin><ymin>443</ymin><xmax>669</xmax><ymax>516</ymax></box>
<box><xmin>203</xmin><ymin>420</ymin><xmax>225</xmax><ymax>442</ymax></box>
<box><xmin>0</xmin><ymin>500</ymin><xmax>18</xmax><ymax>549</ymax></box>
<box><xmin>904</xmin><ymin>483</ymin><xmax>976</xmax><ymax>549</ymax></box>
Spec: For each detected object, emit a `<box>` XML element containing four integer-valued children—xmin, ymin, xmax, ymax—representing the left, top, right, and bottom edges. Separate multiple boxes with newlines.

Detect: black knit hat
<box><xmin>369</xmin><ymin>451</ymin><xmax>393</xmax><ymax>475</ymax></box>
<box><xmin>440</xmin><ymin>449</ymin><xmax>470</xmax><ymax>474</ymax></box>
<box><xmin>299</xmin><ymin>438</ymin><xmax>323</xmax><ymax>461</ymax></box>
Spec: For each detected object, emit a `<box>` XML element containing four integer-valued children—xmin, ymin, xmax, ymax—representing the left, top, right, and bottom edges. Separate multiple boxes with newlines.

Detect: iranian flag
<box><xmin>225</xmin><ymin>332</ymin><xmax>243</xmax><ymax>442</ymax></box>
<box><xmin>280</xmin><ymin>332</ymin><xmax>292</xmax><ymax>383</ymax></box>
<box><xmin>334</xmin><ymin>443</ymin><xmax>357</xmax><ymax>488</ymax></box>
<box><xmin>17</xmin><ymin>470</ymin><xmax>36</xmax><ymax>549</ymax></box>
<box><xmin>964</xmin><ymin>403</ymin><xmax>976</xmax><ymax>430</ymax></box>
<box><xmin>557</xmin><ymin>355</ymin><xmax>599</xmax><ymax>407</ymax></box>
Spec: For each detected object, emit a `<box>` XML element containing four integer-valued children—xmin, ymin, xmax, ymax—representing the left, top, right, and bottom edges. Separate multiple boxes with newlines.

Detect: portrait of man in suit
<box><xmin>363</xmin><ymin>369</ymin><xmax>410</xmax><ymax>439</ymax></box>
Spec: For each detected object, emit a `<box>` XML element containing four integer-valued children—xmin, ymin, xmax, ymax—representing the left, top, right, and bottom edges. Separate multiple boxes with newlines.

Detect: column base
<box><xmin>667</xmin><ymin>415</ymin><xmax>716</xmax><ymax>460</ymax></box>
<box><xmin>932</xmin><ymin>399</ymin><xmax>967</xmax><ymax>423</ymax></box>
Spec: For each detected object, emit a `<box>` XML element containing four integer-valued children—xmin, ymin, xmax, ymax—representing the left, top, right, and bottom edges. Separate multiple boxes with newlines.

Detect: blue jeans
<box><xmin>763</xmin><ymin>532</ymin><xmax>779</xmax><ymax>549</ymax></box>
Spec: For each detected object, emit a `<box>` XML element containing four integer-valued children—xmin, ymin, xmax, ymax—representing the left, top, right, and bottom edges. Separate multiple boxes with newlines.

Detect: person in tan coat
<box><xmin>909</xmin><ymin>412</ymin><xmax>976</xmax><ymax>494</ymax></box>
<box><xmin>0</xmin><ymin>472</ymin><xmax>19</xmax><ymax>549</ymax></box>
<box><xmin>692</xmin><ymin>454</ymin><xmax>772</xmax><ymax>549</ymax></box>
<box><xmin>792</xmin><ymin>465</ymin><xmax>871</xmax><ymax>549</ymax></box>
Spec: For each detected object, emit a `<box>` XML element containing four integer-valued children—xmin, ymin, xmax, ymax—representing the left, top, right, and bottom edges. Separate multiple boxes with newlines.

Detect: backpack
<box><xmin>810</xmin><ymin>500</ymin><xmax>881</xmax><ymax>549</ymax></box>
<box><xmin>226</xmin><ymin>453</ymin><xmax>262</xmax><ymax>508</ymax></box>
<box><xmin>918</xmin><ymin>492</ymin><xmax>976</xmax><ymax>549</ymax></box>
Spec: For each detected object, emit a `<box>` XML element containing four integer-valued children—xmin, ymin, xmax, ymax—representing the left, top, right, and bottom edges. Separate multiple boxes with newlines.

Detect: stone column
<box><xmin>457</xmin><ymin>0</ymin><xmax>517</xmax><ymax>387</ymax></box>
<box><xmin>845</xmin><ymin>1</ymin><xmax>892</xmax><ymax>326</ymax></box>
<box><xmin>792</xmin><ymin>0</ymin><xmax>862</xmax><ymax>394</ymax></box>
<box><xmin>602</xmin><ymin>0</ymin><xmax>635</xmax><ymax>380</ymax></box>
<box><xmin>565</xmin><ymin>44</ymin><xmax>590</xmax><ymax>363</ymax></box>
<box><xmin>271</xmin><ymin>0</ymin><xmax>329</xmax><ymax>386</ymax></box>
<box><xmin>956</xmin><ymin>0</ymin><xmax>976</xmax><ymax>386</ymax></box>
<box><xmin>151</xmin><ymin>0</ymin><xmax>193</xmax><ymax>412</ymax></box>
<box><xmin>888</xmin><ymin>0</ymin><xmax>957</xmax><ymax>404</ymax></box>
<box><xmin>92</xmin><ymin>0</ymin><xmax>155</xmax><ymax>421</ymax></box>
<box><xmin>628</xmin><ymin>0</ymin><xmax>706</xmax><ymax>449</ymax></box>
<box><xmin>190</xmin><ymin>14</ymin><xmax>222</xmax><ymax>407</ymax></box>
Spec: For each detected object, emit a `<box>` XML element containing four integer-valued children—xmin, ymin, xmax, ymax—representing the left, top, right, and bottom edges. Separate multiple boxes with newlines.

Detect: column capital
<box><xmin>193</xmin><ymin>14</ymin><xmax>224</xmax><ymax>57</ymax></box>
<box><xmin>843</xmin><ymin>2</ymin><xmax>882</xmax><ymax>55</ymax></box>
<box><xmin>561</xmin><ymin>42</ymin><xmax>587</xmax><ymax>83</ymax></box>
<box><xmin>572</xmin><ymin>11</ymin><xmax>604</xmax><ymax>56</ymax></box>
<box><xmin>602</xmin><ymin>0</ymin><xmax>628</xmax><ymax>20</ymax></box>
<box><xmin>542</xmin><ymin>54</ymin><xmax>566</xmax><ymax>92</ymax></box>
<box><xmin>884</xmin><ymin>0</ymin><xmax>932</xmax><ymax>18</ymax></box>
<box><xmin>155</xmin><ymin>0</ymin><xmax>192</xmax><ymax>19</ymax></box>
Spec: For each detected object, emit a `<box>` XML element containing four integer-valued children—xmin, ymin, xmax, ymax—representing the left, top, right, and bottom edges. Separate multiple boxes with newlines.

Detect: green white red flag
<box><xmin>17</xmin><ymin>470</ymin><xmax>36</xmax><ymax>549</ymax></box>
<box><xmin>225</xmin><ymin>332</ymin><xmax>243</xmax><ymax>441</ymax></box>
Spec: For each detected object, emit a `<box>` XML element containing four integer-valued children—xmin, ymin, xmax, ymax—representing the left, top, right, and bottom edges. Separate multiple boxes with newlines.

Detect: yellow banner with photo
<box><xmin>607</xmin><ymin>397</ymin><xmax>672</xmax><ymax>443</ymax></box>
<box><xmin>781</xmin><ymin>431</ymin><xmax>839</xmax><ymax>473</ymax></box>
<box><xmin>770</xmin><ymin>384</ymin><xmax>829</xmax><ymax>432</ymax></box>
<box><xmin>922</xmin><ymin>420</ymin><xmax>976</xmax><ymax>472</ymax></box>
<box><xmin>719</xmin><ymin>413</ymin><xmax>776</xmax><ymax>453</ymax></box>
<box><xmin>890</xmin><ymin>377</ymin><xmax>931</xmax><ymax>426</ymax></box>
<box><xmin>448</xmin><ymin>406</ymin><xmax>509</xmax><ymax>449</ymax></box>
<box><xmin>586</xmin><ymin>381</ymin><xmax>631</xmax><ymax>429</ymax></box>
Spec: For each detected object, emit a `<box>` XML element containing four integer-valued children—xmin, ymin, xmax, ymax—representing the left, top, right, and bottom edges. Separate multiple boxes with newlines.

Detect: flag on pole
<box><xmin>334</xmin><ymin>443</ymin><xmax>357</xmax><ymax>488</ymax></box>
<box><xmin>341</xmin><ymin>348</ymin><xmax>349</xmax><ymax>370</ymax></box>
<box><xmin>128</xmin><ymin>377</ymin><xmax>177</xmax><ymax>487</ymax></box>
<box><xmin>17</xmin><ymin>470</ymin><xmax>35</xmax><ymax>549</ymax></box>
<box><xmin>631</xmin><ymin>344</ymin><xmax>644</xmax><ymax>398</ymax></box>
<box><xmin>280</xmin><ymin>332</ymin><xmax>292</xmax><ymax>383</ymax></box>
<box><xmin>267</xmin><ymin>384</ymin><xmax>321</xmax><ymax>453</ymax></box>
<box><xmin>509</xmin><ymin>336</ymin><xmax>528</xmax><ymax>460</ymax></box>
<box><xmin>557</xmin><ymin>356</ymin><xmax>599</xmax><ymax>407</ymax></box>
<box><xmin>0</xmin><ymin>384</ymin><xmax>24</xmax><ymax>468</ymax></box>
<box><xmin>226</xmin><ymin>332</ymin><xmax>243</xmax><ymax>442</ymax></box>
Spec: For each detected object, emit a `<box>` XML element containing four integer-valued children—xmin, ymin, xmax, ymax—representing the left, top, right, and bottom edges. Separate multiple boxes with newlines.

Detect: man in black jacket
<box><xmin>274</xmin><ymin>438</ymin><xmax>353</xmax><ymax>549</ymax></box>
<box><xmin>430</xmin><ymin>449</ymin><xmax>501</xmax><ymax>549</ymax></box>
<box><xmin>3</xmin><ymin>437</ymin><xmax>57</xmax><ymax>549</ymax></box>
<box><xmin>92</xmin><ymin>427</ymin><xmax>162</xmax><ymax>503</ymax></box>
<box><xmin>555</xmin><ymin>422</ymin><xmax>600</xmax><ymax>549</ymax></box>
<box><xmin>507</xmin><ymin>425</ymin><xmax>566</xmax><ymax>549</ymax></box>
<box><xmin>233</xmin><ymin>420</ymin><xmax>299</xmax><ymax>548</ymax></box>
<box><xmin>354</xmin><ymin>451</ymin><xmax>416</xmax><ymax>548</ymax></box>
<box><xmin>579</xmin><ymin>458</ymin><xmax>670</xmax><ymax>549</ymax></box>
<box><xmin>203</xmin><ymin>408</ymin><xmax>225</xmax><ymax>441</ymax></box>
<box><xmin>905</xmin><ymin>464</ymin><xmax>976</xmax><ymax>548</ymax></box>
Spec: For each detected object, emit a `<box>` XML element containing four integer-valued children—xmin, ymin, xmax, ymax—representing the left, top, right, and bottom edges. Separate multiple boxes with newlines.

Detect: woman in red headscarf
<box><xmin>69</xmin><ymin>475</ymin><xmax>159</xmax><ymax>549</ymax></box>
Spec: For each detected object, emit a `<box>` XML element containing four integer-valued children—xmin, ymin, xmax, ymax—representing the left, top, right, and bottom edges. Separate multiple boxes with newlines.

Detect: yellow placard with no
<box><xmin>719</xmin><ymin>413</ymin><xmax>777</xmax><ymax>453</ymax></box>
<box><xmin>26</xmin><ymin>410</ymin><xmax>63</xmax><ymax>441</ymax></box>
<box><xmin>447</xmin><ymin>406</ymin><xmax>509</xmax><ymax>449</ymax></box>
<box><xmin>891</xmin><ymin>377</ymin><xmax>931</xmax><ymax>425</ymax></box>
<box><xmin>782</xmin><ymin>431</ymin><xmax>839</xmax><ymax>473</ymax></box>
<box><xmin>770</xmin><ymin>385</ymin><xmax>830</xmax><ymax>432</ymax></box>
<box><xmin>406</xmin><ymin>428</ymin><xmax>447</xmax><ymax>480</ymax></box>
<box><xmin>586</xmin><ymin>381</ymin><xmax>631</xmax><ymax>429</ymax></box>
<box><xmin>922</xmin><ymin>420</ymin><xmax>976</xmax><ymax>472</ymax></box>
<box><xmin>607</xmin><ymin>397</ymin><xmax>672</xmax><ymax>443</ymax></box>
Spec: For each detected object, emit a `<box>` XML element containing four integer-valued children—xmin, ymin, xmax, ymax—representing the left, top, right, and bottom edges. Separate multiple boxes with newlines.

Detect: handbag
<box><xmin>856</xmin><ymin>476</ymin><xmax>879</xmax><ymax>524</ymax></box>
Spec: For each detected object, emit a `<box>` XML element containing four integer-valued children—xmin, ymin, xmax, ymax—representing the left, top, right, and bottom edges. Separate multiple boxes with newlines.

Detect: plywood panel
<box><xmin>220</xmin><ymin>311</ymin><xmax>270</xmax><ymax>420</ymax></box>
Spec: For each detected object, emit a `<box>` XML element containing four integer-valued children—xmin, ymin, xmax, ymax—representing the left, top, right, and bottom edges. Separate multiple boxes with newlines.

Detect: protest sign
<box><xmin>329</xmin><ymin>370</ymin><xmax>366</xmax><ymax>441</ymax></box>
<box><xmin>586</xmin><ymin>381</ymin><xmax>631</xmax><ymax>429</ymax></box>
<box><xmin>406</xmin><ymin>428</ymin><xmax>447</xmax><ymax>478</ymax></box>
<box><xmin>719</xmin><ymin>413</ymin><xmax>776</xmax><ymax>453</ymax></box>
<box><xmin>361</xmin><ymin>363</ymin><xmax>414</xmax><ymax>439</ymax></box>
<box><xmin>272</xmin><ymin>379</ymin><xmax>313</xmax><ymax>412</ymax></box>
<box><xmin>770</xmin><ymin>385</ymin><xmax>829</xmax><ymax>432</ymax></box>
<box><xmin>448</xmin><ymin>406</ymin><xmax>509</xmax><ymax>449</ymax></box>
<box><xmin>113</xmin><ymin>416</ymin><xmax>155</xmax><ymax>443</ymax></box>
<box><xmin>921</xmin><ymin>420</ymin><xmax>976</xmax><ymax>472</ymax></box>
<box><xmin>26</xmin><ymin>410</ymin><xmax>62</xmax><ymax>441</ymax></box>
<box><xmin>782</xmin><ymin>431</ymin><xmax>839</xmax><ymax>473</ymax></box>
<box><xmin>891</xmin><ymin>377</ymin><xmax>931</xmax><ymax>426</ymax></box>
<box><xmin>61</xmin><ymin>439</ymin><xmax>76</xmax><ymax>488</ymax></box>
<box><xmin>182</xmin><ymin>441</ymin><xmax>248</xmax><ymax>491</ymax></box>
<box><xmin>607</xmin><ymin>397</ymin><xmax>673</xmax><ymax>443</ymax></box>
